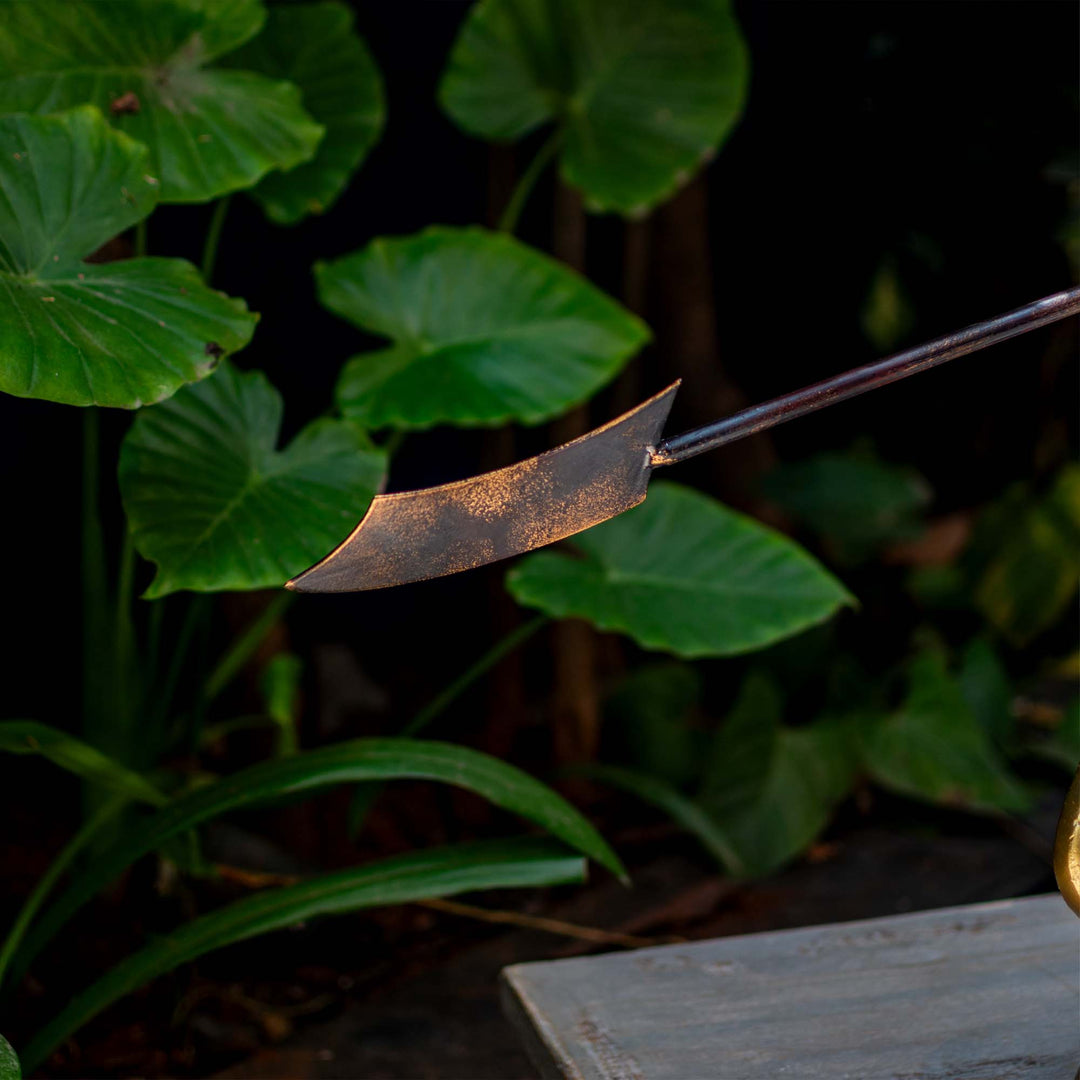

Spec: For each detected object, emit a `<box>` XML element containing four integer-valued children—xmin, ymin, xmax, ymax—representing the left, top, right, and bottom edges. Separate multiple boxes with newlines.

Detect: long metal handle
<box><xmin>651</xmin><ymin>286</ymin><xmax>1080</xmax><ymax>468</ymax></box>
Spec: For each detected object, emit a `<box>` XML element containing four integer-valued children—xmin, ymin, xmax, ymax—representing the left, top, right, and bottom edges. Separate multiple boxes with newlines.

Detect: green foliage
<box><xmin>0</xmin><ymin>722</ymin><xmax>165</xmax><ymax>806</ymax></box>
<box><xmin>0</xmin><ymin>1034</ymin><xmax>18</xmax><ymax>1080</ymax></box>
<box><xmin>762</xmin><ymin>452</ymin><xmax>931</xmax><ymax>564</ymax></box>
<box><xmin>224</xmin><ymin>1</ymin><xmax>385</xmax><ymax>223</ymax></box>
<box><xmin>440</xmin><ymin>0</ymin><xmax>749</xmax><ymax>214</ymax></box>
<box><xmin>119</xmin><ymin>363</ymin><xmax>386</xmax><ymax>597</ymax></box>
<box><xmin>969</xmin><ymin>466</ymin><xmax>1080</xmax><ymax>646</ymax></box>
<box><xmin>0</xmin><ymin>108</ymin><xmax>256</xmax><ymax>408</ymax></box>
<box><xmin>508</xmin><ymin>482</ymin><xmax>854</xmax><ymax>658</ymax></box>
<box><xmin>319</xmin><ymin>226</ymin><xmax>650</xmax><ymax>429</ymax></box>
<box><xmin>861</xmin><ymin>651</ymin><xmax>1031</xmax><ymax>813</ymax></box>
<box><xmin>861</xmin><ymin>258</ymin><xmax>915</xmax><ymax>352</ymax></box>
<box><xmin>18</xmin><ymin>838</ymin><xmax>585</xmax><ymax>1075</ymax></box>
<box><xmin>0</xmin><ymin>0</ymin><xmax>324</xmax><ymax>204</ymax></box>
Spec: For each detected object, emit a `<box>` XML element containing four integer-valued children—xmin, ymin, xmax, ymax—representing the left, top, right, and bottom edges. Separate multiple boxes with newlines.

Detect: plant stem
<box><xmin>203</xmin><ymin>591</ymin><xmax>294</xmax><ymax>704</ymax></box>
<box><xmin>201</xmin><ymin>196</ymin><xmax>231</xmax><ymax>284</ymax></box>
<box><xmin>402</xmin><ymin>615</ymin><xmax>548</xmax><ymax>737</ymax></box>
<box><xmin>0</xmin><ymin>793</ymin><xmax>128</xmax><ymax>992</ymax></box>
<box><xmin>114</xmin><ymin>528</ymin><xmax>138</xmax><ymax>757</ymax></box>
<box><xmin>134</xmin><ymin>218</ymin><xmax>148</xmax><ymax>258</ymax></box>
<box><xmin>154</xmin><ymin>594</ymin><xmax>211</xmax><ymax>730</ymax></box>
<box><xmin>497</xmin><ymin>130</ymin><xmax>561</xmax><ymax>235</ymax></box>
<box><xmin>81</xmin><ymin>410</ymin><xmax>108</xmax><ymax>745</ymax></box>
<box><xmin>348</xmin><ymin>615</ymin><xmax>549</xmax><ymax>836</ymax></box>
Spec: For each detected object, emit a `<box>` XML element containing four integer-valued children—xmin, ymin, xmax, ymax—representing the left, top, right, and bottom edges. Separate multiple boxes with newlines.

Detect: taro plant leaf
<box><xmin>970</xmin><ymin>466</ymin><xmax>1080</xmax><ymax>646</ymax></box>
<box><xmin>958</xmin><ymin>638</ymin><xmax>1015</xmax><ymax>750</ymax></box>
<box><xmin>862</xmin><ymin>651</ymin><xmax>1031</xmax><ymax>813</ymax></box>
<box><xmin>761</xmin><ymin>452</ymin><xmax>931</xmax><ymax>564</ymax></box>
<box><xmin>604</xmin><ymin>663</ymin><xmax>704</xmax><ymax>789</ymax></box>
<box><xmin>0</xmin><ymin>1033</ymin><xmax>18</xmax><ymax>1080</ymax></box>
<box><xmin>0</xmin><ymin>0</ymin><xmax>324</xmax><ymax>204</ymax></box>
<box><xmin>118</xmin><ymin>362</ymin><xmax>386</xmax><ymax>598</ymax></box>
<box><xmin>507</xmin><ymin>482</ymin><xmax>854</xmax><ymax>658</ymax></box>
<box><xmin>716</xmin><ymin>716</ymin><xmax>861</xmax><ymax>877</ymax></box>
<box><xmin>576</xmin><ymin>764</ymin><xmax>745</xmax><ymax>874</ymax></box>
<box><xmin>11</xmin><ymin>738</ymin><xmax>623</xmax><ymax>987</ymax></box>
<box><xmin>19</xmin><ymin>837</ymin><xmax>584</xmax><ymax>1075</ymax></box>
<box><xmin>697</xmin><ymin>670</ymin><xmax>783</xmax><ymax>817</ymax></box>
<box><xmin>223</xmin><ymin>0</ymin><xmax>385</xmax><ymax>224</ymax></box>
<box><xmin>320</xmin><ymin>226</ymin><xmax>650</xmax><ymax>429</ymax></box>
<box><xmin>439</xmin><ymin>0</ymin><xmax>749</xmax><ymax>215</ymax></box>
<box><xmin>0</xmin><ymin>722</ymin><xmax>166</xmax><ymax>807</ymax></box>
<box><xmin>0</xmin><ymin>108</ymin><xmax>256</xmax><ymax>408</ymax></box>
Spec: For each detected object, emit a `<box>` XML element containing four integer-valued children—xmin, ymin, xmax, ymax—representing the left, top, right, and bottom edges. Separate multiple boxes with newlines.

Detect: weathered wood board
<box><xmin>501</xmin><ymin>894</ymin><xmax>1079</xmax><ymax>1080</ymax></box>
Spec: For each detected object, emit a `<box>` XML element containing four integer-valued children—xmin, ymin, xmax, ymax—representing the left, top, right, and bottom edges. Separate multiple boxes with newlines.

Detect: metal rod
<box><xmin>651</xmin><ymin>286</ymin><xmax>1080</xmax><ymax>468</ymax></box>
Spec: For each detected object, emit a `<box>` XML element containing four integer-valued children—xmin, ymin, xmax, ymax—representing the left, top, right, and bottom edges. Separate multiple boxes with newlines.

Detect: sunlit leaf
<box><xmin>19</xmin><ymin>838</ymin><xmax>585</xmax><ymax>1075</ymax></box>
<box><xmin>0</xmin><ymin>108</ymin><xmax>256</xmax><ymax>408</ymax></box>
<box><xmin>862</xmin><ymin>652</ymin><xmax>1030</xmax><ymax>813</ymax></box>
<box><xmin>224</xmin><ymin>1</ymin><xmax>385</xmax><ymax>223</ymax></box>
<box><xmin>0</xmin><ymin>721</ymin><xmax>165</xmax><ymax>806</ymax></box>
<box><xmin>11</xmin><ymin>738</ymin><xmax>623</xmax><ymax>990</ymax></box>
<box><xmin>439</xmin><ymin>0</ymin><xmax>749</xmax><ymax>214</ymax></box>
<box><xmin>320</xmin><ymin>226</ymin><xmax>649</xmax><ymax>429</ymax></box>
<box><xmin>0</xmin><ymin>0</ymin><xmax>324</xmax><ymax>204</ymax></box>
<box><xmin>119</xmin><ymin>362</ymin><xmax>385</xmax><ymax>597</ymax></box>
<box><xmin>508</xmin><ymin>482</ymin><xmax>854</xmax><ymax>658</ymax></box>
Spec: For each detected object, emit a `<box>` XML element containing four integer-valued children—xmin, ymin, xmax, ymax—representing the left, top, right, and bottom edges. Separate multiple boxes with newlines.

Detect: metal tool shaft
<box><xmin>651</xmin><ymin>286</ymin><xmax>1080</xmax><ymax>468</ymax></box>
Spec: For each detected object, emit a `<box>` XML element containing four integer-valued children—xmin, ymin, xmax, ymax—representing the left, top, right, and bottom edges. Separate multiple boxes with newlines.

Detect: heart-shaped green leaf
<box><xmin>862</xmin><ymin>651</ymin><xmax>1031</xmax><ymax>813</ymax></box>
<box><xmin>223</xmin><ymin>1</ymin><xmax>385</xmax><ymax>224</ymax></box>
<box><xmin>439</xmin><ymin>0</ymin><xmax>749</xmax><ymax>215</ymax></box>
<box><xmin>507</xmin><ymin>481</ymin><xmax>854</xmax><ymax>658</ymax></box>
<box><xmin>0</xmin><ymin>108</ymin><xmax>256</xmax><ymax>408</ymax></box>
<box><xmin>119</xmin><ymin>362</ymin><xmax>385</xmax><ymax>598</ymax></box>
<box><xmin>320</xmin><ymin>226</ymin><xmax>650</xmax><ymax>429</ymax></box>
<box><xmin>0</xmin><ymin>0</ymin><xmax>324</xmax><ymax>204</ymax></box>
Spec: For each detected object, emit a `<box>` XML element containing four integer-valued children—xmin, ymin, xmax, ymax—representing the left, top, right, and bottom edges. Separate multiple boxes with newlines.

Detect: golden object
<box><xmin>1053</xmin><ymin>765</ymin><xmax>1080</xmax><ymax>917</ymax></box>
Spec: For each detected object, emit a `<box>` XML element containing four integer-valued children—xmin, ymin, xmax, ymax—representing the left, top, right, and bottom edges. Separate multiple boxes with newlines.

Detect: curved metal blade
<box><xmin>286</xmin><ymin>382</ymin><xmax>680</xmax><ymax>593</ymax></box>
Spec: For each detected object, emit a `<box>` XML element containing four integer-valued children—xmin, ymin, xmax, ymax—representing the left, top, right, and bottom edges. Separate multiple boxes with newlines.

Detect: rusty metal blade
<box><xmin>286</xmin><ymin>383</ymin><xmax>679</xmax><ymax>593</ymax></box>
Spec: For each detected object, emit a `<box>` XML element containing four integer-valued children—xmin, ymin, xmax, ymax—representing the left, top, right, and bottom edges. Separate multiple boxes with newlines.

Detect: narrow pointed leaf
<box><xmin>19</xmin><ymin>838</ymin><xmax>585</xmax><ymax>1075</ymax></box>
<box><xmin>12</xmin><ymin>738</ymin><xmax>622</xmax><ymax>987</ymax></box>
<box><xmin>224</xmin><ymin>1</ymin><xmax>385</xmax><ymax>223</ymax></box>
<box><xmin>439</xmin><ymin>0</ymin><xmax>749</xmax><ymax>214</ymax></box>
<box><xmin>0</xmin><ymin>722</ymin><xmax>165</xmax><ymax>807</ymax></box>
<box><xmin>119</xmin><ymin>362</ymin><xmax>386</xmax><ymax>597</ymax></box>
<box><xmin>0</xmin><ymin>0</ymin><xmax>324</xmax><ymax>204</ymax></box>
<box><xmin>577</xmin><ymin>764</ymin><xmax>744</xmax><ymax>874</ymax></box>
<box><xmin>508</xmin><ymin>482</ymin><xmax>854</xmax><ymax>658</ymax></box>
<box><xmin>0</xmin><ymin>108</ymin><xmax>256</xmax><ymax>408</ymax></box>
<box><xmin>320</xmin><ymin>226</ymin><xmax>650</xmax><ymax>429</ymax></box>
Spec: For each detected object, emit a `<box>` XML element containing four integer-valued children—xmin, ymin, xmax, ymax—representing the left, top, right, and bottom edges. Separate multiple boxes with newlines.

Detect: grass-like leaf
<box><xmin>0</xmin><ymin>722</ymin><xmax>165</xmax><ymax>807</ymax></box>
<box><xmin>19</xmin><ymin>838</ymin><xmax>585</xmax><ymax>1074</ymax></box>
<box><xmin>508</xmin><ymin>482</ymin><xmax>854</xmax><ymax>658</ymax></box>
<box><xmin>10</xmin><ymin>738</ymin><xmax>624</xmax><ymax>989</ymax></box>
<box><xmin>0</xmin><ymin>108</ymin><xmax>256</xmax><ymax>408</ymax></box>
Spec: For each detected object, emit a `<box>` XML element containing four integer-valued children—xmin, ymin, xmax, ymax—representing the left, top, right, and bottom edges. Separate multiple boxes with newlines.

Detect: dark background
<box><xmin>1</xmin><ymin>2</ymin><xmax>1077</xmax><ymax>1075</ymax></box>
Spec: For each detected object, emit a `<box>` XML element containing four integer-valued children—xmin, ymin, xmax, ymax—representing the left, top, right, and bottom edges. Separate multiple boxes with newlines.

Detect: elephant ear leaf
<box><xmin>0</xmin><ymin>108</ymin><xmax>256</xmax><ymax>408</ymax></box>
<box><xmin>119</xmin><ymin>362</ymin><xmax>386</xmax><ymax>597</ymax></box>
<box><xmin>0</xmin><ymin>0</ymin><xmax>324</xmax><ymax>204</ymax></box>
<box><xmin>223</xmin><ymin>0</ymin><xmax>385</xmax><ymax>224</ymax></box>
<box><xmin>507</xmin><ymin>482</ymin><xmax>854</xmax><ymax>658</ymax></box>
<box><xmin>439</xmin><ymin>0</ymin><xmax>749</xmax><ymax>215</ymax></box>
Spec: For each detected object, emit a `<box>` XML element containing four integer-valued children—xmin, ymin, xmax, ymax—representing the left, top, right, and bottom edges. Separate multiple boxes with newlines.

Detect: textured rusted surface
<box><xmin>286</xmin><ymin>383</ymin><xmax>679</xmax><ymax>593</ymax></box>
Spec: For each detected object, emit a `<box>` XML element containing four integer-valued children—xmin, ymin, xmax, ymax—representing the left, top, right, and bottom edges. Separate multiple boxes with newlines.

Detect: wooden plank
<box><xmin>501</xmin><ymin>894</ymin><xmax>1079</xmax><ymax>1080</ymax></box>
